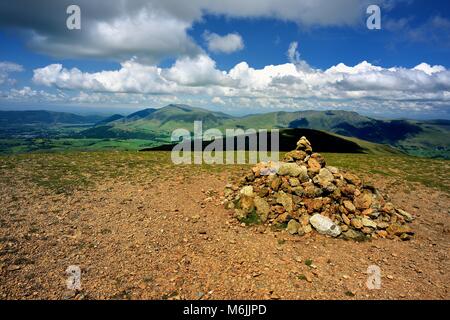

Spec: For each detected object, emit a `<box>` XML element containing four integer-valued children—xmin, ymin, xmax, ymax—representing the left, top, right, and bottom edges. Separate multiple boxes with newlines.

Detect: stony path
<box><xmin>0</xmin><ymin>168</ymin><xmax>449</xmax><ymax>300</ymax></box>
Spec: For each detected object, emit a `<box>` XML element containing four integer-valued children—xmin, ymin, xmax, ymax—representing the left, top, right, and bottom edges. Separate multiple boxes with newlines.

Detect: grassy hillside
<box><xmin>394</xmin><ymin>120</ymin><xmax>450</xmax><ymax>158</ymax></box>
<box><xmin>226</xmin><ymin>110</ymin><xmax>371</xmax><ymax>130</ymax></box>
<box><xmin>81</xmin><ymin>104</ymin><xmax>233</xmax><ymax>142</ymax></box>
<box><xmin>1</xmin><ymin>106</ymin><xmax>448</xmax><ymax>158</ymax></box>
<box><xmin>0</xmin><ymin>127</ymin><xmax>400</xmax><ymax>156</ymax></box>
<box><xmin>0</xmin><ymin>138</ymin><xmax>161</xmax><ymax>154</ymax></box>
<box><xmin>224</xmin><ymin>111</ymin><xmax>448</xmax><ymax>158</ymax></box>
<box><xmin>87</xmin><ymin>105</ymin><xmax>449</xmax><ymax>158</ymax></box>
<box><xmin>0</xmin><ymin>150</ymin><xmax>448</xmax><ymax>196</ymax></box>
<box><xmin>144</xmin><ymin>127</ymin><xmax>401</xmax><ymax>155</ymax></box>
<box><xmin>95</xmin><ymin>114</ymin><xmax>124</xmax><ymax>125</ymax></box>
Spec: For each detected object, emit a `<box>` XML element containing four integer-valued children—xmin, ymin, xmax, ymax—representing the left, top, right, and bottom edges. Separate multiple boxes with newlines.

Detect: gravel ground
<box><xmin>0</xmin><ymin>162</ymin><xmax>448</xmax><ymax>300</ymax></box>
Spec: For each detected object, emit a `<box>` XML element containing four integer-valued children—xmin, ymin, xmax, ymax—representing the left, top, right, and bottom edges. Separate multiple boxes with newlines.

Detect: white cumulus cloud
<box><xmin>212</xmin><ymin>96</ymin><xmax>226</xmax><ymax>105</ymax></box>
<box><xmin>0</xmin><ymin>0</ymin><xmax>388</xmax><ymax>63</ymax></box>
<box><xmin>287</xmin><ymin>42</ymin><xmax>300</xmax><ymax>64</ymax></box>
<box><xmin>203</xmin><ymin>31</ymin><xmax>244</xmax><ymax>54</ymax></box>
<box><xmin>0</xmin><ymin>61</ymin><xmax>24</xmax><ymax>85</ymax></box>
<box><xmin>31</xmin><ymin>46</ymin><xmax>450</xmax><ymax>114</ymax></box>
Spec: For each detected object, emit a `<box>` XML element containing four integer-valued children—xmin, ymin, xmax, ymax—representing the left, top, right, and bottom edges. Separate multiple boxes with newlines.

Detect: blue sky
<box><xmin>190</xmin><ymin>2</ymin><xmax>450</xmax><ymax>71</ymax></box>
<box><xmin>0</xmin><ymin>0</ymin><xmax>449</xmax><ymax>119</ymax></box>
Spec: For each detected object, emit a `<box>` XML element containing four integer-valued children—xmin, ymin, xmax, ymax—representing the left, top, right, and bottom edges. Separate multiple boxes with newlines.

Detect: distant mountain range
<box><xmin>0</xmin><ymin>105</ymin><xmax>449</xmax><ymax>158</ymax></box>
<box><xmin>0</xmin><ymin>110</ymin><xmax>103</xmax><ymax>125</ymax></box>
<box><xmin>79</xmin><ymin>104</ymin><xmax>449</xmax><ymax>158</ymax></box>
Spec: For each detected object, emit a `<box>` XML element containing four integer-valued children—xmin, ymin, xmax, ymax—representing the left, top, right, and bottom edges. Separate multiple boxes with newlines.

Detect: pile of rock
<box><xmin>224</xmin><ymin>136</ymin><xmax>414</xmax><ymax>241</ymax></box>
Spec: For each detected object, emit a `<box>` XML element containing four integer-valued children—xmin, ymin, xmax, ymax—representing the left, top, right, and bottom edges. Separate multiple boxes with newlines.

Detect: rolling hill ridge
<box><xmin>0</xmin><ymin>110</ymin><xmax>103</xmax><ymax>125</ymax></box>
<box><xmin>0</xmin><ymin>106</ymin><xmax>448</xmax><ymax>158</ymax></box>
<box><xmin>80</xmin><ymin>104</ymin><xmax>449</xmax><ymax>158</ymax></box>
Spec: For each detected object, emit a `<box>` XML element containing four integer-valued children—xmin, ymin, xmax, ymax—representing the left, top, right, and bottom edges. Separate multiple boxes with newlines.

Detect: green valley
<box><xmin>0</xmin><ymin>104</ymin><xmax>449</xmax><ymax>158</ymax></box>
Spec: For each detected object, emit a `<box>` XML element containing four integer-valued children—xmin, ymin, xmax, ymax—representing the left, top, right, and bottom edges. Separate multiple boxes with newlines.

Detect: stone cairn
<box><xmin>224</xmin><ymin>136</ymin><xmax>414</xmax><ymax>241</ymax></box>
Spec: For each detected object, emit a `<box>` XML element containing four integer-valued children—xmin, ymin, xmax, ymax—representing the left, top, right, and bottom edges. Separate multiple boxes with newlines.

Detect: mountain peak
<box><xmin>124</xmin><ymin>108</ymin><xmax>157</xmax><ymax>120</ymax></box>
<box><xmin>160</xmin><ymin>104</ymin><xmax>207</xmax><ymax>113</ymax></box>
<box><xmin>164</xmin><ymin>104</ymin><xmax>193</xmax><ymax>109</ymax></box>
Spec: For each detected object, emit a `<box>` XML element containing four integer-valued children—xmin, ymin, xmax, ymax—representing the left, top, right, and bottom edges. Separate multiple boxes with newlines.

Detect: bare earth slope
<box><xmin>0</xmin><ymin>151</ymin><xmax>448</xmax><ymax>299</ymax></box>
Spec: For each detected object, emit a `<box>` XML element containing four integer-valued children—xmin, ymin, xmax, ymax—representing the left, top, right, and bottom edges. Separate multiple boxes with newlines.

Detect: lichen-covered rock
<box><xmin>304</xmin><ymin>224</ymin><xmax>312</xmax><ymax>233</ymax></box>
<box><xmin>376</xmin><ymin>221</ymin><xmax>389</xmax><ymax>229</ymax></box>
<box><xmin>276</xmin><ymin>191</ymin><xmax>293</xmax><ymax>212</ymax></box>
<box><xmin>270</xmin><ymin>176</ymin><xmax>282</xmax><ymax>191</ymax></box>
<box><xmin>299</xmin><ymin>214</ymin><xmax>310</xmax><ymax>227</ymax></box>
<box><xmin>361</xmin><ymin>217</ymin><xmax>377</xmax><ymax>229</ymax></box>
<box><xmin>287</xmin><ymin>219</ymin><xmax>301</xmax><ymax>235</ymax></box>
<box><xmin>278</xmin><ymin>163</ymin><xmax>307</xmax><ymax>179</ymax></box>
<box><xmin>254</xmin><ymin>196</ymin><xmax>270</xmax><ymax>222</ymax></box>
<box><xmin>307</xmin><ymin>157</ymin><xmax>322</xmax><ymax>173</ymax></box>
<box><xmin>283</xmin><ymin>150</ymin><xmax>307</xmax><ymax>162</ymax></box>
<box><xmin>354</xmin><ymin>192</ymin><xmax>373</xmax><ymax>210</ymax></box>
<box><xmin>240</xmin><ymin>195</ymin><xmax>254</xmax><ymax>211</ymax></box>
<box><xmin>351</xmin><ymin>218</ymin><xmax>363</xmax><ymax>229</ymax></box>
<box><xmin>343</xmin><ymin>229</ymin><xmax>367</xmax><ymax>241</ymax></box>
<box><xmin>342</xmin><ymin>213</ymin><xmax>351</xmax><ymax>225</ymax></box>
<box><xmin>396</xmin><ymin>208</ymin><xmax>414</xmax><ymax>222</ymax></box>
<box><xmin>343</xmin><ymin>172</ymin><xmax>362</xmax><ymax>186</ymax></box>
<box><xmin>327</xmin><ymin>166</ymin><xmax>339</xmax><ymax>174</ymax></box>
<box><xmin>240</xmin><ymin>186</ymin><xmax>254</xmax><ymax>197</ymax></box>
<box><xmin>289</xmin><ymin>178</ymin><xmax>300</xmax><ymax>187</ymax></box>
<box><xmin>343</xmin><ymin>200</ymin><xmax>356</xmax><ymax>213</ymax></box>
<box><xmin>296</xmin><ymin>136</ymin><xmax>312</xmax><ymax>153</ymax></box>
<box><xmin>310</xmin><ymin>153</ymin><xmax>326</xmax><ymax>166</ymax></box>
<box><xmin>313</xmin><ymin>168</ymin><xmax>334</xmax><ymax>188</ymax></box>
<box><xmin>387</xmin><ymin>224</ymin><xmax>414</xmax><ymax>236</ymax></box>
<box><xmin>234</xmin><ymin>209</ymin><xmax>247</xmax><ymax>220</ymax></box>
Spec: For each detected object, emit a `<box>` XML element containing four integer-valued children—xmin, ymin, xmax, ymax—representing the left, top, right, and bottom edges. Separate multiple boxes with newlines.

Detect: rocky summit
<box><xmin>224</xmin><ymin>136</ymin><xmax>415</xmax><ymax>241</ymax></box>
